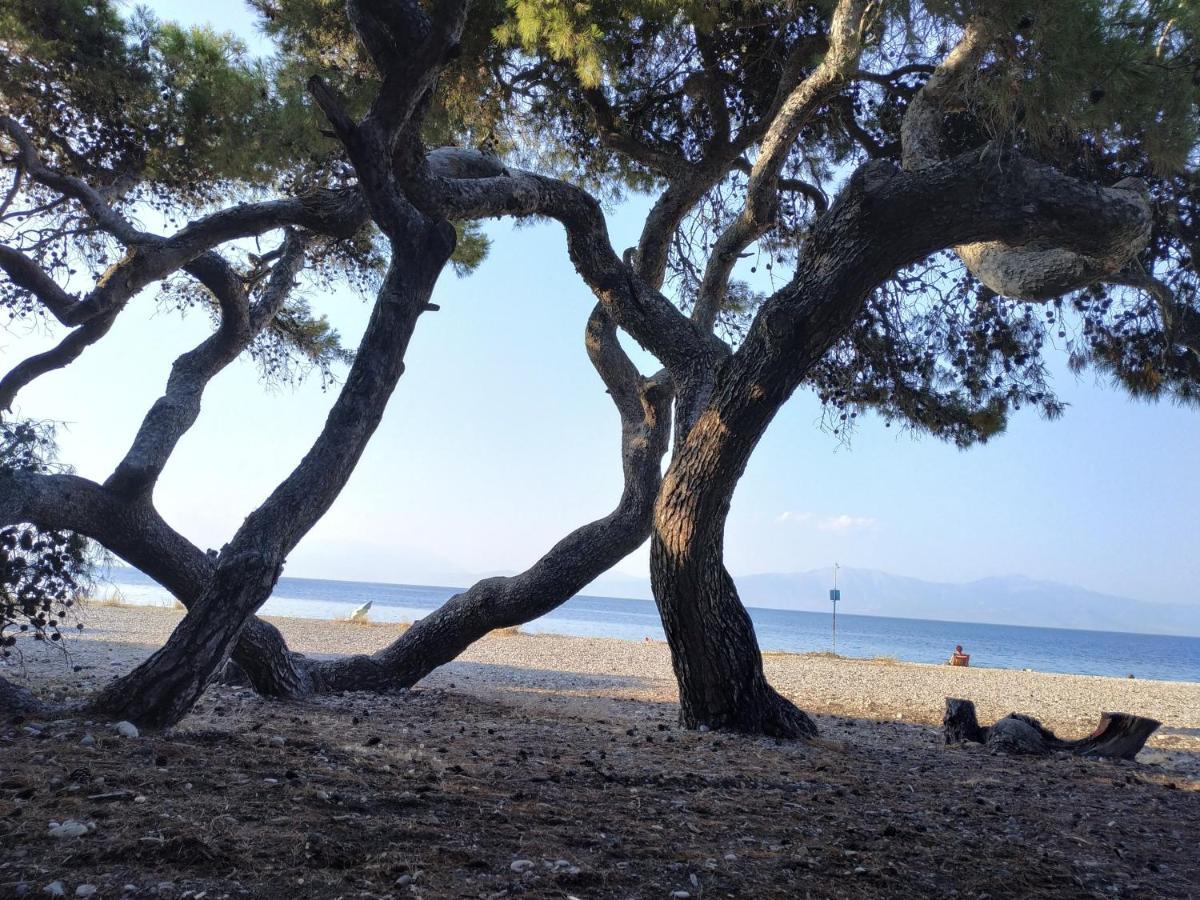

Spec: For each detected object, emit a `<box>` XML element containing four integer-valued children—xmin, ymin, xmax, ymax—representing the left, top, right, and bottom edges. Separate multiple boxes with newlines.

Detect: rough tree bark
<box><xmin>0</xmin><ymin>3</ymin><xmax>1176</xmax><ymax>736</ymax></box>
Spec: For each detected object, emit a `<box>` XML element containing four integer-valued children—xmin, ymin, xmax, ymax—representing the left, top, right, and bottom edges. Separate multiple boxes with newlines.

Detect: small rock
<box><xmin>42</xmin><ymin>882</ymin><xmax>65</xmax><ymax>898</ymax></box>
<box><xmin>48</xmin><ymin>820</ymin><xmax>89</xmax><ymax>838</ymax></box>
<box><xmin>113</xmin><ymin>721</ymin><xmax>139</xmax><ymax>738</ymax></box>
<box><xmin>510</xmin><ymin>859</ymin><xmax>535</xmax><ymax>873</ymax></box>
<box><xmin>79</xmin><ymin>735</ymin><xmax>95</xmax><ymax>747</ymax></box>
<box><xmin>268</xmin><ymin>735</ymin><xmax>287</xmax><ymax>748</ymax></box>
<box><xmin>670</xmin><ymin>892</ymin><xmax>691</xmax><ymax>899</ymax></box>
<box><xmin>395</xmin><ymin>875</ymin><xmax>412</xmax><ymax>887</ymax></box>
<box><xmin>697</xmin><ymin>725</ymin><xmax>710</xmax><ymax>733</ymax></box>
<box><xmin>75</xmin><ymin>886</ymin><xmax>97</xmax><ymax>898</ymax></box>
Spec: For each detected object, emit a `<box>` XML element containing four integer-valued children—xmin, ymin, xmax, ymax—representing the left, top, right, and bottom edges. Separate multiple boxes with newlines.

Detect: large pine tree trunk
<box><xmin>651</xmin><ymin>528</ymin><xmax>816</xmax><ymax>736</ymax></box>
<box><xmin>644</xmin><ymin>171</ymin><xmax>893</xmax><ymax>737</ymax></box>
<box><xmin>650</xmin><ymin>374</ymin><xmax>818</xmax><ymax>738</ymax></box>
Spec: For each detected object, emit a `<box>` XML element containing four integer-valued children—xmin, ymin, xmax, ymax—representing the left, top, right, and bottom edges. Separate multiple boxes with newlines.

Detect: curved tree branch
<box><xmin>0</xmin><ymin>242</ymin><xmax>79</xmax><ymax>324</ymax></box>
<box><xmin>0</xmin><ymin>466</ymin><xmax>309</xmax><ymax>698</ymax></box>
<box><xmin>692</xmin><ymin>0</ymin><xmax>872</xmax><ymax>333</ymax></box>
<box><xmin>1107</xmin><ymin>269</ymin><xmax>1200</xmax><ymax>359</ymax></box>
<box><xmin>104</xmin><ymin>234</ymin><xmax>309</xmax><ymax>498</ymax></box>
<box><xmin>0</xmin><ymin>314</ymin><xmax>116</xmax><ymax>411</ymax></box>
<box><xmin>83</xmin><ymin>1</ymin><xmax>469</xmax><ymax>726</ymax></box>
<box><xmin>431</xmin><ymin>158</ymin><xmax>709</xmax><ymax>373</ymax></box>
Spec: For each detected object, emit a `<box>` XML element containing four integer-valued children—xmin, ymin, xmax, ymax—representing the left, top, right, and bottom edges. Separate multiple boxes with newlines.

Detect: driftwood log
<box><xmin>943</xmin><ymin>698</ymin><xmax>1161</xmax><ymax>760</ymax></box>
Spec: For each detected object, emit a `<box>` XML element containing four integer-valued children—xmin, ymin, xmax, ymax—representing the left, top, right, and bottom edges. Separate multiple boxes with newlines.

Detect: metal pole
<box><xmin>830</xmin><ymin>562</ymin><xmax>840</xmax><ymax>652</ymax></box>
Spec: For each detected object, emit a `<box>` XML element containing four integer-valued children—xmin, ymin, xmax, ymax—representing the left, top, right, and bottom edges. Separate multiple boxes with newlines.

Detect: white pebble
<box><xmin>48</xmin><ymin>821</ymin><xmax>88</xmax><ymax>839</ymax></box>
<box><xmin>113</xmin><ymin>721</ymin><xmax>139</xmax><ymax>738</ymax></box>
<box><xmin>510</xmin><ymin>859</ymin><xmax>535</xmax><ymax>873</ymax></box>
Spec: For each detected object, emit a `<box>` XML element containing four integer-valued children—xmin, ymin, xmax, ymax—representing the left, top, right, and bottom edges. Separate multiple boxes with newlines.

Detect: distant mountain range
<box><xmin>584</xmin><ymin>567</ymin><xmax>1200</xmax><ymax>637</ymax></box>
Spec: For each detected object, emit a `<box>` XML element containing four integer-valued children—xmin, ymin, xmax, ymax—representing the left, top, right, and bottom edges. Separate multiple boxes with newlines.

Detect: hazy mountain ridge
<box><xmin>585</xmin><ymin>567</ymin><xmax>1200</xmax><ymax>637</ymax></box>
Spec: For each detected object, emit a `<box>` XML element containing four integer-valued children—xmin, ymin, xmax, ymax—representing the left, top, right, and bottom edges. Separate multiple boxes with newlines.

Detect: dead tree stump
<box><xmin>943</xmin><ymin>698</ymin><xmax>988</xmax><ymax>744</ymax></box>
<box><xmin>942</xmin><ymin>698</ymin><xmax>1160</xmax><ymax>760</ymax></box>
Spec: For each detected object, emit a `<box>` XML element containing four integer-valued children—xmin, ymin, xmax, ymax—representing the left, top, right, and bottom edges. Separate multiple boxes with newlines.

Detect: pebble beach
<box><xmin>11</xmin><ymin>602</ymin><xmax>1200</xmax><ymax>752</ymax></box>
<box><xmin>4</xmin><ymin>602</ymin><xmax>1200</xmax><ymax>898</ymax></box>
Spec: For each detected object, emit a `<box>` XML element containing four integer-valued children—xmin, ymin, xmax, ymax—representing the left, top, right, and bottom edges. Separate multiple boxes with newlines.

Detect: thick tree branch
<box><xmin>899</xmin><ymin>21</ymin><xmax>1153</xmax><ymax>299</ymax></box>
<box><xmin>85</xmin><ymin>26</ymin><xmax>469</xmax><ymax>723</ymax></box>
<box><xmin>0</xmin><ymin>242</ymin><xmax>79</xmax><ymax>324</ymax></box>
<box><xmin>1</xmin><ymin>116</ymin><xmax>145</xmax><ymax>243</ymax></box>
<box><xmin>899</xmin><ymin>22</ymin><xmax>991</xmax><ymax>173</ymax></box>
<box><xmin>729</xmin><ymin>148</ymin><xmax>1157</xmax><ymax>444</ymax></box>
<box><xmin>0</xmin><ymin>467</ymin><xmax>316</xmax><ymax>692</ymax></box>
<box><xmin>0</xmin><ymin>471</ymin><xmax>212</xmax><ymax>600</ymax></box>
<box><xmin>360</xmin><ymin>0</ymin><xmax>469</xmax><ymax>151</ymax></box>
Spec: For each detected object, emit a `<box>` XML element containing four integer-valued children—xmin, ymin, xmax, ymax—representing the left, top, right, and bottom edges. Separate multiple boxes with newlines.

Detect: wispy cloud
<box><xmin>776</xmin><ymin>511</ymin><xmax>877</xmax><ymax>532</ymax></box>
<box><xmin>817</xmin><ymin>514</ymin><xmax>877</xmax><ymax>532</ymax></box>
<box><xmin>775</xmin><ymin>511</ymin><xmax>813</xmax><ymax>524</ymax></box>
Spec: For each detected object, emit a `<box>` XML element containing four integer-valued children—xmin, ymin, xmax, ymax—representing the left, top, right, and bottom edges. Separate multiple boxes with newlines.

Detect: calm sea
<box><xmin>98</xmin><ymin>568</ymin><xmax>1200</xmax><ymax>683</ymax></box>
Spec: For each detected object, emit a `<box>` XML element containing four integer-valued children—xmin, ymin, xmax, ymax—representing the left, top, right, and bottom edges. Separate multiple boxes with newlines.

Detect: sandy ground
<box><xmin>1</xmin><ymin>604</ymin><xmax>1198</xmax><ymax>899</ymax></box>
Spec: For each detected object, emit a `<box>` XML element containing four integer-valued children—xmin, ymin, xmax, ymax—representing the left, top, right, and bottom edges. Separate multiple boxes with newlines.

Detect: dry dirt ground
<box><xmin>1</xmin><ymin>659</ymin><xmax>1198</xmax><ymax>900</ymax></box>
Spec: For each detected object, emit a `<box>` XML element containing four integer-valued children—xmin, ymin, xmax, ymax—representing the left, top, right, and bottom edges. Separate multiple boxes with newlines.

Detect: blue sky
<box><xmin>2</xmin><ymin>1</ymin><xmax>1197</xmax><ymax>610</ymax></box>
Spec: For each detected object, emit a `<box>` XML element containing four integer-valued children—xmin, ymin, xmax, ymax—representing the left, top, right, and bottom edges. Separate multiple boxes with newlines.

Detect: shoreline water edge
<box><xmin>93</xmin><ymin>569</ymin><xmax>1200</xmax><ymax>683</ymax></box>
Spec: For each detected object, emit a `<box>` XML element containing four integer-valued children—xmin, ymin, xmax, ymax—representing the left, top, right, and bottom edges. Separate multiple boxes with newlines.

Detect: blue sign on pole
<box><xmin>829</xmin><ymin>588</ymin><xmax>840</xmax><ymax>650</ymax></box>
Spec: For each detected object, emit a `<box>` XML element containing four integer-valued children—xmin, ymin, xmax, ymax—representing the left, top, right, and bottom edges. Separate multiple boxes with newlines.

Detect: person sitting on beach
<box><xmin>949</xmin><ymin>644</ymin><xmax>970</xmax><ymax>667</ymax></box>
